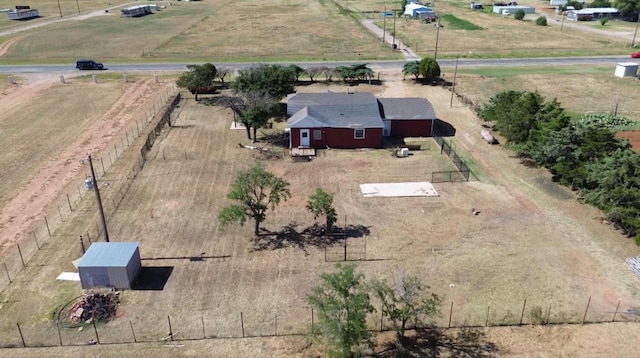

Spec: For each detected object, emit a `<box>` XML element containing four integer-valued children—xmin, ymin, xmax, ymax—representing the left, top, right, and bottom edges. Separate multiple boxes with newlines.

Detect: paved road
<box><xmin>0</xmin><ymin>56</ymin><xmax>634</xmax><ymax>76</ymax></box>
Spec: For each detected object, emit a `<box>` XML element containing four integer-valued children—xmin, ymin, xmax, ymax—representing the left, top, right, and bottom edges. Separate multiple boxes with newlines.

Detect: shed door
<box><xmin>383</xmin><ymin>121</ymin><xmax>391</xmax><ymax>137</ymax></box>
<box><xmin>300</xmin><ymin>129</ymin><xmax>310</xmax><ymax>147</ymax></box>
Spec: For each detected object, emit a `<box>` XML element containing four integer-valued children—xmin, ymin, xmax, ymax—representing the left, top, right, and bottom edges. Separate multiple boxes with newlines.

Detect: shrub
<box><xmin>599</xmin><ymin>17</ymin><xmax>610</xmax><ymax>25</ymax></box>
<box><xmin>514</xmin><ymin>9</ymin><xmax>525</xmax><ymax>20</ymax></box>
<box><xmin>536</xmin><ymin>16</ymin><xmax>548</xmax><ymax>26</ymax></box>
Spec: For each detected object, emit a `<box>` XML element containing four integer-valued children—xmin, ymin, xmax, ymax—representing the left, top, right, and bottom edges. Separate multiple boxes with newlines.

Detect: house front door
<box><xmin>383</xmin><ymin>121</ymin><xmax>391</xmax><ymax>137</ymax></box>
<box><xmin>300</xmin><ymin>129</ymin><xmax>310</xmax><ymax>147</ymax></box>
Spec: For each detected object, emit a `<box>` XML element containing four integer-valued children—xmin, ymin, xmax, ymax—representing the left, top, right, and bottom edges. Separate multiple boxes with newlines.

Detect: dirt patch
<box><xmin>616</xmin><ymin>131</ymin><xmax>640</xmax><ymax>151</ymax></box>
<box><xmin>0</xmin><ymin>75</ymin><xmax>173</xmax><ymax>253</ymax></box>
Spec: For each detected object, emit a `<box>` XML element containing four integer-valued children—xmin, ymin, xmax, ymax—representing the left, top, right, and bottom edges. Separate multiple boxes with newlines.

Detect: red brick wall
<box><xmin>290</xmin><ymin>127</ymin><xmax>382</xmax><ymax>149</ymax></box>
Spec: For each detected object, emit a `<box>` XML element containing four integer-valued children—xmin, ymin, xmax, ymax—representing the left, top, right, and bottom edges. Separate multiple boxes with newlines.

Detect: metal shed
<box><xmin>78</xmin><ymin>242</ymin><xmax>141</xmax><ymax>289</ymax></box>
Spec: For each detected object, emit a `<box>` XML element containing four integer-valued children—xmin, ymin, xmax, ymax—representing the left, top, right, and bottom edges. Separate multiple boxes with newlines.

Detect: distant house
<box><xmin>404</xmin><ymin>3</ymin><xmax>433</xmax><ymax>17</ymax></box>
<box><xmin>566</xmin><ymin>8</ymin><xmax>619</xmax><ymax>21</ymax></box>
<box><xmin>492</xmin><ymin>5</ymin><xmax>535</xmax><ymax>14</ymax></box>
<box><xmin>287</xmin><ymin>92</ymin><xmax>436</xmax><ymax>149</ymax></box>
<box><xmin>6</xmin><ymin>6</ymin><xmax>38</xmax><ymax>20</ymax></box>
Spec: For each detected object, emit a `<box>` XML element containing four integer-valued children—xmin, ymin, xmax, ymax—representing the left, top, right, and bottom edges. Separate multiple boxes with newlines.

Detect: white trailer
<box><xmin>7</xmin><ymin>8</ymin><xmax>38</xmax><ymax>20</ymax></box>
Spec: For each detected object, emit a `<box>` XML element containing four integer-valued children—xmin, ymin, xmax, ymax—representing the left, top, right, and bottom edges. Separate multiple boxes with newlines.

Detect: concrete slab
<box><xmin>360</xmin><ymin>182</ymin><xmax>439</xmax><ymax>197</ymax></box>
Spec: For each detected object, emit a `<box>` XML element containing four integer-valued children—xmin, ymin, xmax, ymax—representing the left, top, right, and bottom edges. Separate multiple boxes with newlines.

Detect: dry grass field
<box><xmin>0</xmin><ymin>74</ymin><xmax>639</xmax><ymax>357</ymax></box>
<box><xmin>0</xmin><ymin>0</ymin><xmax>633</xmax><ymax>63</ymax></box>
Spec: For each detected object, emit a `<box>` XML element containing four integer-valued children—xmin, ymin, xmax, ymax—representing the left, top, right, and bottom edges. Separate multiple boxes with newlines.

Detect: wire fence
<box><xmin>0</xmin><ymin>81</ymin><xmax>180</xmax><ymax>294</ymax></box>
<box><xmin>431</xmin><ymin>135</ymin><xmax>471</xmax><ymax>182</ymax></box>
<box><xmin>0</xmin><ymin>296</ymin><xmax>637</xmax><ymax>348</ymax></box>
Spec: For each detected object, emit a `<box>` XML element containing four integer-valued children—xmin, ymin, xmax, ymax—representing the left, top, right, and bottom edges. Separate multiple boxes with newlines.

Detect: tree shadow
<box><xmin>252</xmin><ymin>223</ymin><xmax>371</xmax><ymax>254</ymax></box>
<box><xmin>377</xmin><ymin>327</ymin><xmax>499</xmax><ymax>358</ymax></box>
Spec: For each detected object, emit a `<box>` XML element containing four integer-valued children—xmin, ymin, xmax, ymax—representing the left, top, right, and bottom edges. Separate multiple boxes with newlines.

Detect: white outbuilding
<box><xmin>614</xmin><ymin>63</ymin><xmax>638</xmax><ymax>78</ymax></box>
<box><xmin>78</xmin><ymin>242</ymin><xmax>142</xmax><ymax>289</ymax></box>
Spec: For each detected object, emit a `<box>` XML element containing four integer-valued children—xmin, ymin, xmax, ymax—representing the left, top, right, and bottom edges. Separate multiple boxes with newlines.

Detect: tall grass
<box><xmin>440</xmin><ymin>14</ymin><xmax>483</xmax><ymax>30</ymax></box>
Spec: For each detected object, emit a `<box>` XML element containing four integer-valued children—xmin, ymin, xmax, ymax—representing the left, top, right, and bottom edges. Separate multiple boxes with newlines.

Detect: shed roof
<box><xmin>378</xmin><ymin>98</ymin><xmax>436</xmax><ymax>120</ymax></box>
<box><xmin>78</xmin><ymin>242</ymin><xmax>139</xmax><ymax>268</ymax></box>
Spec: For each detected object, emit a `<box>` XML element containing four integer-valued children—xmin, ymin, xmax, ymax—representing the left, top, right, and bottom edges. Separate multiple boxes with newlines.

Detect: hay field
<box><xmin>0</xmin><ymin>79</ymin><xmax>638</xmax><ymax>355</ymax></box>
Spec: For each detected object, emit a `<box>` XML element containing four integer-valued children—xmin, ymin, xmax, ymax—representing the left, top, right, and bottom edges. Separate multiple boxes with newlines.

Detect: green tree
<box><xmin>369</xmin><ymin>273</ymin><xmax>440</xmax><ymax>344</ymax></box>
<box><xmin>590</xmin><ymin>0</ymin><xmax>612</xmax><ymax>7</ymax></box>
<box><xmin>308</xmin><ymin>264</ymin><xmax>374</xmax><ymax>358</ymax></box>
<box><xmin>218</xmin><ymin>166</ymin><xmax>291</xmax><ymax>236</ymax></box>
<box><xmin>613</xmin><ymin>0</ymin><xmax>638</xmax><ymax>18</ymax></box>
<box><xmin>402</xmin><ymin>61</ymin><xmax>420</xmax><ymax>80</ymax></box>
<box><xmin>536</xmin><ymin>16</ymin><xmax>548</xmax><ymax>25</ymax></box>
<box><xmin>216</xmin><ymin>93</ymin><xmax>277</xmax><ymax>141</ymax></box>
<box><xmin>528</xmin><ymin>125</ymin><xmax>625</xmax><ymax>189</ymax></box>
<box><xmin>335</xmin><ymin>64</ymin><xmax>374</xmax><ymax>82</ymax></box>
<box><xmin>418</xmin><ymin>57</ymin><xmax>441</xmax><ymax>82</ymax></box>
<box><xmin>566</xmin><ymin>0</ymin><xmax>584</xmax><ymax>9</ymax></box>
<box><xmin>514</xmin><ymin>9</ymin><xmax>526</xmax><ymax>20</ymax></box>
<box><xmin>176</xmin><ymin>63</ymin><xmax>217</xmax><ymax>101</ymax></box>
<box><xmin>479</xmin><ymin>91</ymin><xmax>569</xmax><ymax>146</ymax></box>
<box><xmin>583</xmin><ymin>148</ymin><xmax>640</xmax><ymax>237</ymax></box>
<box><xmin>231</xmin><ymin>64</ymin><xmax>297</xmax><ymax>100</ymax></box>
<box><xmin>306</xmin><ymin>188</ymin><xmax>337</xmax><ymax>232</ymax></box>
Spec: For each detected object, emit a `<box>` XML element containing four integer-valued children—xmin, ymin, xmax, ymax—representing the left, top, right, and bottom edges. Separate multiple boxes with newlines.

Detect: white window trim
<box><xmin>354</xmin><ymin>128</ymin><xmax>365</xmax><ymax>139</ymax></box>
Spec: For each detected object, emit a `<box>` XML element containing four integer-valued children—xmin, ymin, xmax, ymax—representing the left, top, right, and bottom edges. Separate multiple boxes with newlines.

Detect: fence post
<box><xmin>240</xmin><ymin>312</ymin><xmax>245</xmax><ymax>338</ymax></box>
<box><xmin>80</xmin><ymin>236</ymin><xmax>86</xmax><ymax>254</ymax></box>
<box><xmin>44</xmin><ymin>216</ymin><xmax>51</xmax><ymax>237</ymax></box>
<box><xmin>93</xmin><ymin>319</ymin><xmax>100</xmax><ymax>344</ymax></box>
<box><xmin>275</xmin><ymin>313</ymin><xmax>278</xmax><ymax>336</ymax></box>
<box><xmin>311</xmin><ymin>308</ymin><xmax>314</xmax><ymax>327</ymax></box>
<box><xmin>67</xmin><ymin>194</ymin><xmax>72</xmax><ymax>212</ymax></box>
<box><xmin>33</xmin><ymin>231</ymin><xmax>39</xmax><ymax>250</ymax></box>
<box><xmin>167</xmin><ymin>315</ymin><xmax>173</xmax><ymax>341</ymax></box>
<box><xmin>130</xmin><ymin>321</ymin><xmax>137</xmax><ymax>342</ymax></box>
<box><xmin>380</xmin><ymin>309</ymin><xmax>384</xmax><ymax>331</ymax></box>
<box><xmin>582</xmin><ymin>296</ymin><xmax>591</xmax><ymax>324</ymax></box>
<box><xmin>17</xmin><ymin>244</ymin><xmax>25</xmax><ymax>267</ymax></box>
<box><xmin>202</xmin><ymin>316</ymin><xmax>206</xmax><ymax>339</ymax></box>
<box><xmin>546</xmin><ymin>301</ymin><xmax>552</xmax><ymax>325</ymax></box>
<box><xmin>612</xmin><ymin>299</ymin><xmax>621</xmax><ymax>322</ymax></box>
<box><xmin>448</xmin><ymin>301</ymin><xmax>453</xmax><ymax>328</ymax></box>
<box><xmin>57</xmin><ymin>323</ymin><xmax>63</xmax><ymax>346</ymax></box>
<box><xmin>485</xmin><ymin>305</ymin><xmax>490</xmax><ymax>327</ymax></box>
<box><xmin>16</xmin><ymin>323</ymin><xmax>26</xmax><ymax>347</ymax></box>
<box><xmin>101</xmin><ymin>158</ymin><xmax>105</xmax><ymax>174</ymax></box>
<box><xmin>58</xmin><ymin>205</ymin><xmax>63</xmax><ymax>222</ymax></box>
<box><xmin>4</xmin><ymin>263</ymin><xmax>11</xmax><ymax>283</ymax></box>
<box><xmin>519</xmin><ymin>298</ymin><xmax>527</xmax><ymax>325</ymax></box>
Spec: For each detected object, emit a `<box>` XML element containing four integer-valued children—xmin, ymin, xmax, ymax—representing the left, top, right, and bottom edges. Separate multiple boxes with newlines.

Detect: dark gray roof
<box><xmin>287</xmin><ymin>92</ymin><xmax>378</xmax><ymax>107</ymax></box>
<box><xmin>288</xmin><ymin>92</ymin><xmax>383</xmax><ymax>129</ymax></box>
<box><xmin>287</xmin><ymin>92</ymin><xmax>436</xmax><ymax>129</ymax></box>
<box><xmin>378</xmin><ymin>98</ymin><xmax>437</xmax><ymax>120</ymax></box>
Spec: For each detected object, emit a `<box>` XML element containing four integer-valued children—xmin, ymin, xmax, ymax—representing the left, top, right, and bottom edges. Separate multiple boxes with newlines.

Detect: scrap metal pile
<box><xmin>69</xmin><ymin>291</ymin><xmax>120</xmax><ymax>323</ymax></box>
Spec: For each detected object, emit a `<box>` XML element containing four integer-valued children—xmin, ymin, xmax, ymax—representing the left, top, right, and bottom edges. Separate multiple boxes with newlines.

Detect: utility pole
<box><xmin>450</xmin><ymin>58</ymin><xmax>459</xmax><ymax>108</ymax></box>
<box><xmin>76</xmin><ymin>0</ymin><xmax>80</xmax><ymax>15</ymax></box>
<box><xmin>57</xmin><ymin>0</ymin><xmax>63</xmax><ymax>17</ymax></box>
<box><xmin>392</xmin><ymin>11</ymin><xmax>397</xmax><ymax>50</ymax></box>
<box><xmin>560</xmin><ymin>14</ymin><xmax>565</xmax><ymax>31</ymax></box>
<box><xmin>434</xmin><ymin>21</ymin><xmax>441</xmax><ymax>61</ymax></box>
<box><xmin>633</xmin><ymin>14</ymin><xmax>640</xmax><ymax>47</ymax></box>
<box><xmin>382</xmin><ymin>6</ymin><xmax>386</xmax><ymax>44</ymax></box>
<box><xmin>88</xmin><ymin>154</ymin><xmax>110</xmax><ymax>242</ymax></box>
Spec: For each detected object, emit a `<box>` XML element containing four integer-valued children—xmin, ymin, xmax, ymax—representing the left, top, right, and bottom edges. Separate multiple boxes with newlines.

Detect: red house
<box><xmin>287</xmin><ymin>92</ymin><xmax>435</xmax><ymax>149</ymax></box>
